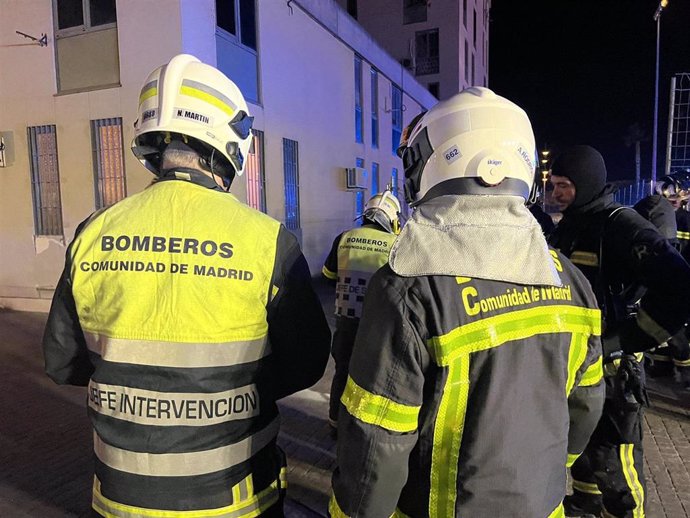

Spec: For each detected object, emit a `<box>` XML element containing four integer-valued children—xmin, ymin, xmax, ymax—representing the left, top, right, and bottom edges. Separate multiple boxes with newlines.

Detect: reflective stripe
<box><xmin>620</xmin><ymin>444</ymin><xmax>645</xmax><ymax>518</ymax></box>
<box><xmin>579</xmin><ymin>356</ymin><xmax>604</xmax><ymax>387</ymax></box>
<box><xmin>428</xmin><ymin>304</ymin><xmax>600</xmax><ymax>517</ymax></box>
<box><xmin>566</xmin><ymin>453</ymin><xmax>580</xmax><ymax>468</ymax></box>
<box><xmin>180</xmin><ymin>79</ymin><xmax>236</xmax><ymax>117</ymax></box>
<box><xmin>329</xmin><ymin>494</ymin><xmax>349</xmax><ymax>518</ymax></box>
<box><xmin>341</xmin><ymin>376</ymin><xmax>420</xmax><ymax>433</ymax></box>
<box><xmin>570</xmin><ymin>251</ymin><xmax>599</xmax><ymax>267</ymax></box>
<box><xmin>566</xmin><ymin>334</ymin><xmax>588</xmax><ymax>394</ymax></box>
<box><xmin>636</xmin><ymin>308</ymin><xmax>672</xmax><ymax>345</ymax></box>
<box><xmin>428</xmin><ymin>305</ymin><xmax>601</xmax><ymax>365</ymax></box>
<box><xmin>94</xmin><ymin>417</ymin><xmax>279</xmax><ymax>477</ymax></box>
<box><xmin>548</xmin><ymin>504</ymin><xmax>565</xmax><ymax>518</ymax></box>
<box><xmin>392</xmin><ymin>509</ymin><xmax>411</xmax><ymax>518</ymax></box>
<box><xmin>678</xmin><ymin>230</ymin><xmax>690</xmax><ymax>240</ymax></box>
<box><xmin>572</xmin><ymin>479</ymin><xmax>602</xmax><ymax>495</ymax></box>
<box><xmin>674</xmin><ymin>357</ymin><xmax>690</xmax><ymax>367</ymax></box>
<box><xmin>84</xmin><ymin>332</ymin><xmax>270</xmax><ymax>368</ymax></box>
<box><xmin>322</xmin><ymin>265</ymin><xmax>337</xmax><ymax>280</ymax></box>
<box><xmin>92</xmin><ymin>471</ymin><xmax>282</xmax><ymax>518</ymax></box>
<box><xmin>139</xmin><ymin>80</ymin><xmax>158</xmax><ymax>105</ymax></box>
<box><xmin>87</xmin><ymin>381</ymin><xmax>260</xmax><ymax>426</ymax></box>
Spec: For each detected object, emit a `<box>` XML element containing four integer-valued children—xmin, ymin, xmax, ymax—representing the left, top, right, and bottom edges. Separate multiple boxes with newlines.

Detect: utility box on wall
<box><xmin>0</xmin><ymin>132</ymin><xmax>14</xmax><ymax>167</ymax></box>
<box><xmin>345</xmin><ymin>167</ymin><xmax>368</xmax><ymax>190</ymax></box>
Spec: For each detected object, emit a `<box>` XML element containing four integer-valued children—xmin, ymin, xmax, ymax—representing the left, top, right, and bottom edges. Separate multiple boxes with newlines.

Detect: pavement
<box><xmin>1</xmin><ymin>277</ymin><xmax>690</xmax><ymax>517</ymax></box>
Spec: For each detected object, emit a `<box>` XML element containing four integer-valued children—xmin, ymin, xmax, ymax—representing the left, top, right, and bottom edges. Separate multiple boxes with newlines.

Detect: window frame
<box><xmin>27</xmin><ymin>125</ymin><xmax>64</xmax><ymax>237</ymax></box>
<box><xmin>283</xmin><ymin>138</ymin><xmax>301</xmax><ymax>230</ymax></box>
<box><xmin>415</xmin><ymin>28</ymin><xmax>440</xmax><ymax>76</ymax></box>
<box><xmin>391</xmin><ymin>84</ymin><xmax>403</xmax><ymax>155</ymax></box>
<box><xmin>403</xmin><ymin>0</ymin><xmax>428</xmax><ymax>25</ymax></box>
<box><xmin>245</xmin><ymin>129</ymin><xmax>267</xmax><ymax>213</ymax></box>
<box><xmin>371</xmin><ymin>68</ymin><xmax>379</xmax><ymax>149</ymax></box>
<box><xmin>53</xmin><ymin>0</ymin><xmax>117</xmax><ymax>39</ymax></box>
<box><xmin>355</xmin><ymin>54</ymin><xmax>364</xmax><ymax>144</ymax></box>
<box><xmin>215</xmin><ymin>0</ymin><xmax>257</xmax><ymax>52</ymax></box>
<box><xmin>91</xmin><ymin>117</ymin><xmax>127</xmax><ymax>210</ymax></box>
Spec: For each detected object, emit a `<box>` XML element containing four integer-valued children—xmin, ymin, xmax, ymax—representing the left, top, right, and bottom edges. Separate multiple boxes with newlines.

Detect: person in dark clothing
<box><xmin>548</xmin><ymin>145</ymin><xmax>690</xmax><ymax>518</ymax></box>
<box><xmin>529</xmin><ymin>202</ymin><xmax>556</xmax><ymax>237</ymax></box>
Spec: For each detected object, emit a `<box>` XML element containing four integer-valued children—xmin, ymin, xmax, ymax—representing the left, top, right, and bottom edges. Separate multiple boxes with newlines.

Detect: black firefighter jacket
<box><xmin>42</xmin><ymin>175</ymin><xmax>331</xmax><ymax>517</ymax></box>
<box><xmin>330</xmin><ymin>250</ymin><xmax>604</xmax><ymax>518</ymax></box>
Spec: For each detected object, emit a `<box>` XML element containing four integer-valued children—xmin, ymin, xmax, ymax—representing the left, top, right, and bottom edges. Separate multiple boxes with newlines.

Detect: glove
<box><xmin>612</xmin><ymin>356</ymin><xmax>648</xmax><ymax>409</ymax></box>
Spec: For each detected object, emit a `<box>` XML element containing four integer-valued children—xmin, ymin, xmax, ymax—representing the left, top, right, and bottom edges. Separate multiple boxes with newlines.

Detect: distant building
<box><xmin>335</xmin><ymin>0</ymin><xmax>492</xmax><ymax>100</ymax></box>
<box><xmin>0</xmin><ymin>0</ymin><xmax>435</xmax><ymax>311</ymax></box>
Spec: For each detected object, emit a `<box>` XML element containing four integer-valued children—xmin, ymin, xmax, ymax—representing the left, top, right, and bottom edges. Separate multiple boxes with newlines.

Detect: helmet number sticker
<box><xmin>444</xmin><ymin>145</ymin><xmax>461</xmax><ymax>165</ymax></box>
<box><xmin>142</xmin><ymin>109</ymin><xmax>157</xmax><ymax>123</ymax></box>
<box><xmin>174</xmin><ymin>108</ymin><xmax>214</xmax><ymax>126</ymax></box>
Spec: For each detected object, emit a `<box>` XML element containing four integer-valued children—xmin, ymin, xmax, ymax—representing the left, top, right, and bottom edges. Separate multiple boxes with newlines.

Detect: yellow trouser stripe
<box><xmin>322</xmin><ymin>265</ymin><xmax>337</xmax><ymax>280</ymax></box>
<box><xmin>674</xmin><ymin>358</ymin><xmax>690</xmax><ymax>367</ymax></box>
<box><xmin>572</xmin><ymin>479</ymin><xmax>602</xmax><ymax>495</ymax></box>
<box><xmin>548</xmin><ymin>503</ymin><xmax>565</xmax><ymax>518</ymax></box>
<box><xmin>579</xmin><ymin>355</ymin><xmax>604</xmax><ymax>387</ymax></box>
<box><xmin>329</xmin><ymin>494</ymin><xmax>349</xmax><ymax>518</ymax></box>
<box><xmin>678</xmin><ymin>230</ymin><xmax>690</xmax><ymax>240</ymax></box>
<box><xmin>566</xmin><ymin>453</ymin><xmax>580</xmax><ymax>468</ymax></box>
<box><xmin>341</xmin><ymin>376</ymin><xmax>420</xmax><ymax>433</ymax></box>
<box><xmin>570</xmin><ymin>251</ymin><xmax>599</xmax><ymax>267</ymax></box>
<box><xmin>566</xmin><ymin>334</ymin><xmax>588</xmax><ymax>394</ymax></box>
<box><xmin>428</xmin><ymin>305</ymin><xmax>601</xmax><ymax>365</ymax></box>
<box><xmin>620</xmin><ymin>444</ymin><xmax>645</xmax><ymax>518</ymax></box>
<box><xmin>92</xmin><ymin>472</ymin><xmax>281</xmax><ymax>518</ymax></box>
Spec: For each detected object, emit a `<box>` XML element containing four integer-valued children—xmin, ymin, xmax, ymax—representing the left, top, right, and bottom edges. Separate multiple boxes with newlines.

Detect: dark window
<box><xmin>239</xmin><ymin>0</ymin><xmax>256</xmax><ymax>50</ymax></box>
<box><xmin>428</xmin><ymin>82</ymin><xmax>439</xmax><ymax>98</ymax></box>
<box><xmin>356</xmin><ymin>158</ymin><xmax>365</xmax><ymax>217</ymax></box>
<box><xmin>57</xmin><ymin>0</ymin><xmax>84</xmax><ymax>29</ymax></box>
<box><xmin>372</xmin><ymin>162</ymin><xmax>379</xmax><ymax>194</ymax></box>
<box><xmin>464</xmin><ymin>39</ymin><xmax>470</xmax><ymax>83</ymax></box>
<box><xmin>283</xmin><ymin>138</ymin><xmax>300</xmax><ymax>230</ymax></box>
<box><xmin>472</xmin><ymin>52</ymin><xmax>475</xmax><ymax>85</ymax></box>
<box><xmin>216</xmin><ymin>0</ymin><xmax>237</xmax><ymax>35</ymax></box>
<box><xmin>391</xmin><ymin>84</ymin><xmax>403</xmax><ymax>155</ymax></box>
<box><xmin>347</xmin><ymin>0</ymin><xmax>358</xmax><ymax>19</ymax></box>
<box><xmin>56</xmin><ymin>0</ymin><xmax>116</xmax><ymax>31</ymax></box>
<box><xmin>90</xmin><ymin>0</ymin><xmax>116</xmax><ymax>26</ymax></box>
<box><xmin>463</xmin><ymin>0</ymin><xmax>468</xmax><ymax>27</ymax></box>
<box><xmin>403</xmin><ymin>0</ymin><xmax>427</xmax><ymax>24</ymax></box>
<box><xmin>473</xmin><ymin>8</ymin><xmax>477</xmax><ymax>47</ymax></box>
<box><xmin>27</xmin><ymin>125</ymin><xmax>64</xmax><ymax>236</ymax></box>
<box><xmin>371</xmin><ymin>68</ymin><xmax>379</xmax><ymax>148</ymax></box>
<box><xmin>415</xmin><ymin>29</ymin><xmax>439</xmax><ymax>76</ymax></box>
<box><xmin>355</xmin><ymin>55</ymin><xmax>363</xmax><ymax>143</ymax></box>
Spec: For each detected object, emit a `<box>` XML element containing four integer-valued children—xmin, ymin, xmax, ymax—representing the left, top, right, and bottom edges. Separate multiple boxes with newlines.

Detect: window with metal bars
<box><xmin>27</xmin><ymin>125</ymin><xmax>64</xmax><ymax>236</ymax></box>
<box><xmin>283</xmin><ymin>138</ymin><xmax>300</xmax><ymax>230</ymax></box>
<box><xmin>245</xmin><ymin>129</ymin><xmax>266</xmax><ymax>213</ymax></box>
<box><xmin>415</xmin><ymin>29</ymin><xmax>439</xmax><ymax>76</ymax></box>
<box><xmin>356</xmin><ymin>157</ymin><xmax>365</xmax><ymax>217</ymax></box>
<box><xmin>91</xmin><ymin>118</ymin><xmax>126</xmax><ymax>210</ymax></box>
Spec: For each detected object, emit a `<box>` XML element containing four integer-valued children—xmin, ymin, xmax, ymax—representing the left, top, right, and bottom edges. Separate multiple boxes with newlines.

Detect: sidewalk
<box><xmin>0</xmin><ymin>279</ymin><xmax>689</xmax><ymax>517</ymax></box>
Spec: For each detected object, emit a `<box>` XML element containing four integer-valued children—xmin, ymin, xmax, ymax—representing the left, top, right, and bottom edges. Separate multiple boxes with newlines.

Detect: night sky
<box><xmin>489</xmin><ymin>0</ymin><xmax>690</xmax><ymax>181</ymax></box>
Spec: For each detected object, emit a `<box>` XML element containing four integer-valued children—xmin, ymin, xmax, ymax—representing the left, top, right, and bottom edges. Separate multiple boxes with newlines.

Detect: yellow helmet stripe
<box><xmin>138</xmin><ymin>80</ymin><xmax>158</xmax><ymax>105</ymax></box>
<box><xmin>180</xmin><ymin>79</ymin><xmax>236</xmax><ymax>117</ymax></box>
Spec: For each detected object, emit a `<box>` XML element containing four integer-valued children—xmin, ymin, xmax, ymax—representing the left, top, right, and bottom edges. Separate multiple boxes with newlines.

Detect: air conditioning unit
<box><xmin>345</xmin><ymin>167</ymin><xmax>367</xmax><ymax>190</ymax></box>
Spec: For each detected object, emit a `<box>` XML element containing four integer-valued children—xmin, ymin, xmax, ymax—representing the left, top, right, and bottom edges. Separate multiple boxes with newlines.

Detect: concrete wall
<box><xmin>0</xmin><ymin>0</ymin><xmax>436</xmax><ymax>310</ymax></box>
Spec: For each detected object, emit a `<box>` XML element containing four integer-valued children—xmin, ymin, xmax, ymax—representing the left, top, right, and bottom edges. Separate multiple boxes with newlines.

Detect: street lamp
<box><xmin>540</xmin><ymin>149</ymin><xmax>551</xmax><ymax>210</ymax></box>
<box><xmin>652</xmin><ymin>0</ymin><xmax>669</xmax><ymax>184</ymax></box>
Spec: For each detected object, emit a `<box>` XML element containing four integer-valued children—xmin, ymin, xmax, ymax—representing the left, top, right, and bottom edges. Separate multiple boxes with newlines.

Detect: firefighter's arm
<box><xmin>43</xmin><ymin>257</ymin><xmax>93</xmax><ymax>386</ymax></box>
<box><xmin>322</xmin><ymin>233</ymin><xmax>341</xmax><ymax>282</ymax></box>
<box><xmin>330</xmin><ymin>270</ymin><xmax>423</xmax><ymax>518</ymax></box>
<box><xmin>267</xmin><ymin>226</ymin><xmax>331</xmax><ymax>400</ymax></box>
<box><xmin>566</xmin><ymin>333</ymin><xmax>604</xmax><ymax>467</ymax></box>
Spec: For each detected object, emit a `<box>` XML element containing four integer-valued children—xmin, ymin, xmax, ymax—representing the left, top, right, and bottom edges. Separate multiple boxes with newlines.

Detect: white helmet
<box><xmin>132</xmin><ymin>54</ymin><xmax>253</xmax><ymax>181</ymax></box>
<box><xmin>397</xmin><ymin>87</ymin><xmax>536</xmax><ymax>206</ymax></box>
<box><xmin>362</xmin><ymin>190</ymin><xmax>402</xmax><ymax>234</ymax></box>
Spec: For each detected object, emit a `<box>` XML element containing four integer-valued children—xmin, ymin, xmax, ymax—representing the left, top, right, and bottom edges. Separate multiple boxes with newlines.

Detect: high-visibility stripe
<box><xmin>322</xmin><ymin>265</ymin><xmax>337</xmax><ymax>280</ymax></box>
<box><xmin>548</xmin><ymin>503</ymin><xmax>565</xmax><ymax>518</ymax></box>
<box><xmin>572</xmin><ymin>479</ymin><xmax>602</xmax><ymax>495</ymax></box>
<box><xmin>84</xmin><ymin>333</ymin><xmax>270</xmax><ymax>368</ymax></box>
<box><xmin>566</xmin><ymin>334</ymin><xmax>588</xmax><ymax>394</ymax></box>
<box><xmin>87</xmin><ymin>381</ymin><xmax>260</xmax><ymax>426</ymax></box>
<box><xmin>328</xmin><ymin>494</ymin><xmax>349</xmax><ymax>518</ymax></box>
<box><xmin>180</xmin><ymin>79</ymin><xmax>236</xmax><ymax>117</ymax></box>
<box><xmin>94</xmin><ymin>417</ymin><xmax>279</xmax><ymax>477</ymax></box>
<box><xmin>566</xmin><ymin>453</ymin><xmax>580</xmax><ymax>468</ymax></box>
<box><xmin>636</xmin><ymin>308</ymin><xmax>672</xmax><ymax>345</ymax></box>
<box><xmin>673</xmin><ymin>358</ymin><xmax>690</xmax><ymax>367</ymax></box>
<box><xmin>139</xmin><ymin>80</ymin><xmax>158</xmax><ymax>105</ymax></box>
<box><xmin>579</xmin><ymin>356</ymin><xmax>604</xmax><ymax>387</ymax></box>
<box><xmin>428</xmin><ymin>305</ymin><xmax>601</xmax><ymax>365</ymax></box>
<box><xmin>392</xmin><ymin>508</ymin><xmax>411</xmax><ymax>518</ymax></box>
<box><xmin>430</xmin><ymin>356</ymin><xmax>469</xmax><ymax>518</ymax></box>
<box><xmin>341</xmin><ymin>376</ymin><xmax>420</xmax><ymax>433</ymax></box>
<box><xmin>92</xmin><ymin>473</ymin><xmax>281</xmax><ymax>518</ymax></box>
<box><xmin>620</xmin><ymin>444</ymin><xmax>645</xmax><ymax>518</ymax></box>
<box><xmin>677</xmin><ymin>230</ymin><xmax>690</xmax><ymax>240</ymax></box>
<box><xmin>427</xmin><ymin>304</ymin><xmax>600</xmax><ymax>516</ymax></box>
<box><xmin>570</xmin><ymin>251</ymin><xmax>599</xmax><ymax>267</ymax></box>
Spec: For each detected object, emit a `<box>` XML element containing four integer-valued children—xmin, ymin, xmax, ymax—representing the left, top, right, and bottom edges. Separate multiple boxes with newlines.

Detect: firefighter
<box><xmin>322</xmin><ymin>190</ymin><xmax>401</xmax><ymax>428</ymax></box>
<box><xmin>548</xmin><ymin>146</ymin><xmax>690</xmax><ymax>518</ymax></box>
<box><xmin>42</xmin><ymin>54</ymin><xmax>331</xmax><ymax>518</ymax></box>
<box><xmin>330</xmin><ymin>87</ymin><xmax>605</xmax><ymax>518</ymax></box>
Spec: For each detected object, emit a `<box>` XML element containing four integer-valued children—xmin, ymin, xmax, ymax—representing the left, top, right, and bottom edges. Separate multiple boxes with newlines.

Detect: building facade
<box><xmin>0</xmin><ymin>0</ymin><xmax>436</xmax><ymax>311</ymax></box>
<box><xmin>336</xmin><ymin>0</ymin><xmax>491</xmax><ymax>100</ymax></box>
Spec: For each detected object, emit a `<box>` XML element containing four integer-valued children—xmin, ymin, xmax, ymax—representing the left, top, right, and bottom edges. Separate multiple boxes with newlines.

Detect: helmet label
<box><xmin>142</xmin><ymin>109</ymin><xmax>157</xmax><ymax>123</ymax></box>
<box><xmin>444</xmin><ymin>145</ymin><xmax>461</xmax><ymax>164</ymax></box>
<box><xmin>174</xmin><ymin>108</ymin><xmax>213</xmax><ymax>126</ymax></box>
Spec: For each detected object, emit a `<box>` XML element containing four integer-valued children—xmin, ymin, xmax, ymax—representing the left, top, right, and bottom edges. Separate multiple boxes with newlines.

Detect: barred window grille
<box><xmin>283</xmin><ymin>138</ymin><xmax>300</xmax><ymax>230</ymax></box>
<box><xmin>27</xmin><ymin>125</ymin><xmax>64</xmax><ymax>236</ymax></box>
<box><xmin>91</xmin><ymin>118</ymin><xmax>126</xmax><ymax>209</ymax></box>
<box><xmin>356</xmin><ymin>157</ymin><xmax>365</xmax><ymax>217</ymax></box>
<box><xmin>415</xmin><ymin>29</ymin><xmax>439</xmax><ymax>76</ymax></box>
<box><xmin>245</xmin><ymin>129</ymin><xmax>266</xmax><ymax>213</ymax></box>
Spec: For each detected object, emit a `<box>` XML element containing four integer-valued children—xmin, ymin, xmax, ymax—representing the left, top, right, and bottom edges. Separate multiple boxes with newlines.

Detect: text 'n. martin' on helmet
<box><xmin>397</xmin><ymin>86</ymin><xmax>536</xmax><ymax>206</ymax></box>
<box><xmin>131</xmin><ymin>53</ymin><xmax>253</xmax><ymax>183</ymax></box>
<box><xmin>362</xmin><ymin>190</ymin><xmax>402</xmax><ymax>234</ymax></box>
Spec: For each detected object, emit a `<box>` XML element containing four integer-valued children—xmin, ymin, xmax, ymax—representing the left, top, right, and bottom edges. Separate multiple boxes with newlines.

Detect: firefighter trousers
<box><xmin>329</xmin><ymin>316</ymin><xmax>360</xmax><ymax>423</ymax></box>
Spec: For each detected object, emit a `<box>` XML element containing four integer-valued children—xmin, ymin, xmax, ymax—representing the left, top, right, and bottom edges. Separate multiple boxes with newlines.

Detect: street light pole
<box><xmin>652</xmin><ymin>0</ymin><xmax>669</xmax><ymax>185</ymax></box>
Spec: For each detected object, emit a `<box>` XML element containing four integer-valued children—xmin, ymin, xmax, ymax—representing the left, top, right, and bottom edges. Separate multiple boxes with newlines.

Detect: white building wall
<box><xmin>0</xmin><ymin>0</ymin><xmax>435</xmax><ymax>310</ymax></box>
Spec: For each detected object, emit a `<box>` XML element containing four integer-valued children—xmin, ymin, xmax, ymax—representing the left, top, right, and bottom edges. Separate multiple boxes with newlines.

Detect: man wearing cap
<box><xmin>549</xmin><ymin>145</ymin><xmax>690</xmax><ymax>518</ymax></box>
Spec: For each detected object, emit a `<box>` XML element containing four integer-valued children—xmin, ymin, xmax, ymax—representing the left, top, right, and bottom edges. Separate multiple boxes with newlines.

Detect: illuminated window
<box><xmin>27</xmin><ymin>125</ymin><xmax>63</xmax><ymax>236</ymax></box>
<box><xmin>91</xmin><ymin>118</ymin><xmax>126</xmax><ymax>209</ymax></box>
<box><xmin>283</xmin><ymin>138</ymin><xmax>300</xmax><ymax>230</ymax></box>
<box><xmin>355</xmin><ymin>55</ymin><xmax>363</xmax><ymax>143</ymax></box>
<box><xmin>245</xmin><ymin>130</ymin><xmax>266</xmax><ymax>213</ymax></box>
<box><xmin>392</xmin><ymin>84</ymin><xmax>403</xmax><ymax>155</ymax></box>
